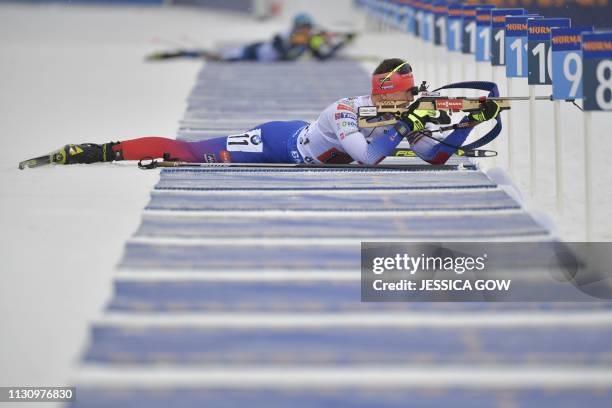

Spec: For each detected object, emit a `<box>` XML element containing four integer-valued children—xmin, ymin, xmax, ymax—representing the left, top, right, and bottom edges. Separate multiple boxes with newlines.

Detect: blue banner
<box><xmin>447</xmin><ymin>3</ymin><xmax>463</xmax><ymax>52</ymax></box>
<box><xmin>433</xmin><ymin>1</ymin><xmax>448</xmax><ymax>46</ymax></box>
<box><xmin>413</xmin><ymin>0</ymin><xmax>424</xmax><ymax>38</ymax></box>
<box><xmin>527</xmin><ymin>18</ymin><xmax>571</xmax><ymax>85</ymax></box>
<box><xmin>582</xmin><ymin>31</ymin><xmax>612</xmax><ymax>111</ymax></box>
<box><xmin>404</xmin><ymin>0</ymin><xmax>416</xmax><ymax>35</ymax></box>
<box><xmin>491</xmin><ymin>8</ymin><xmax>526</xmax><ymax>66</ymax></box>
<box><xmin>461</xmin><ymin>5</ymin><xmax>478</xmax><ymax>54</ymax></box>
<box><xmin>475</xmin><ymin>7</ymin><xmax>492</xmax><ymax>62</ymax></box>
<box><xmin>505</xmin><ymin>15</ymin><xmax>530</xmax><ymax>77</ymax></box>
<box><xmin>422</xmin><ymin>1</ymin><xmax>434</xmax><ymax>43</ymax></box>
<box><xmin>551</xmin><ymin>26</ymin><xmax>594</xmax><ymax>100</ymax></box>
<box><xmin>452</xmin><ymin>1</ymin><xmax>611</xmax><ymax>30</ymax></box>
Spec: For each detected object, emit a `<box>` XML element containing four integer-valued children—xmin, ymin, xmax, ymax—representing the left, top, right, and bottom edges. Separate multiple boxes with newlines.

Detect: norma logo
<box><xmin>583</xmin><ymin>41</ymin><xmax>612</xmax><ymax>51</ymax></box>
<box><xmin>529</xmin><ymin>26</ymin><xmax>551</xmax><ymax>35</ymax></box>
<box><xmin>552</xmin><ymin>35</ymin><xmax>581</xmax><ymax>45</ymax></box>
<box><xmin>507</xmin><ymin>23</ymin><xmax>527</xmax><ymax>31</ymax></box>
<box><xmin>435</xmin><ymin>99</ymin><xmax>464</xmax><ymax>110</ymax></box>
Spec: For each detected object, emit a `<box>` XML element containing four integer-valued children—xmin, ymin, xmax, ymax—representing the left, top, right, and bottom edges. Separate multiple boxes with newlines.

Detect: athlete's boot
<box><xmin>146</xmin><ymin>51</ymin><xmax>182</xmax><ymax>61</ymax></box>
<box><xmin>19</xmin><ymin>142</ymin><xmax>122</xmax><ymax>169</ymax></box>
<box><xmin>54</xmin><ymin>142</ymin><xmax>122</xmax><ymax>165</ymax></box>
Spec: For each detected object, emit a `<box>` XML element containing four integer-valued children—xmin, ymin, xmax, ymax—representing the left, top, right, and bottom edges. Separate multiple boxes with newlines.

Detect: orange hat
<box><xmin>371</xmin><ymin>61</ymin><xmax>415</xmax><ymax>95</ymax></box>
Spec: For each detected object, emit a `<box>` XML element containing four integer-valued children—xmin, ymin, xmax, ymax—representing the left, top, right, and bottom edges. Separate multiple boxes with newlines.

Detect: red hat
<box><xmin>371</xmin><ymin>61</ymin><xmax>415</xmax><ymax>95</ymax></box>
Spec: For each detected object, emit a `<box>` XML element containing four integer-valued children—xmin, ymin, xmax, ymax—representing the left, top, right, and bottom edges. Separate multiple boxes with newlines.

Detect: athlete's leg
<box><xmin>112</xmin><ymin>121</ymin><xmax>307</xmax><ymax>164</ymax></box>
<box><xmin>186</xmin><ymin>120</ymin><xmax>308</xmax><ymax>163</ymax></box>
<box><xmin>222</xmin><ymin>120</ymin><xmax>308</xmax><ymax>163</ymax></box>
<box><xmin>220</xmin><ymin>42</ymin><xmax>263</xmax><ymax>61</ymax></box>
<box><xmin>112</xmin><ymin>137</ymin><xmax>201</xmax><ymax>162</ymax></box>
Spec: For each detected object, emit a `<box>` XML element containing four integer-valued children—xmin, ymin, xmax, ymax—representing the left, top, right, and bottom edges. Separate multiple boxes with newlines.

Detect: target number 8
<box><xmin>595</xmin><ymin>60</ymin><xmax>612</xmax><ymax>110</ymax></box>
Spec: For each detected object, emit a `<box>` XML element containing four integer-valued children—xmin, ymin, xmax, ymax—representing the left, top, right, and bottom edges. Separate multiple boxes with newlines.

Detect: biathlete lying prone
<box><xmin>146</xmin><ymin>13</ymin><xmax>355</xmax><ymax>63</ymax></box>
<box><xmin>19</xmin><ymin>58</ymin><xmax>502</xmax><ymax>169</ymax></box>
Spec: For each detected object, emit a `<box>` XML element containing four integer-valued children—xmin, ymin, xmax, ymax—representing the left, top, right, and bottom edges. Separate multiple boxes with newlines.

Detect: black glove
<box><xmin>468</xmin><ymin>100</ymin><xmax>501</xmax><ymax>122</ymax></box>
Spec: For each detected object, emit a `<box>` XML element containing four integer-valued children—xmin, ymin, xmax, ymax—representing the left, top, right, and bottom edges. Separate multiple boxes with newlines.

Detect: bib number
<box><xmin>226</xmin><ymin>129</ymin><xmax>263</xmax><ymax>153</ymax></box>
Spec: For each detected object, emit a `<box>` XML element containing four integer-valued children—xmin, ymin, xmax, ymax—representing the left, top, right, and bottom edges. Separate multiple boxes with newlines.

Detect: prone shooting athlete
<box><xmin>19</xmin><ymin>58</ymin><xmax>502</xmax><ymax>169</ymax></box>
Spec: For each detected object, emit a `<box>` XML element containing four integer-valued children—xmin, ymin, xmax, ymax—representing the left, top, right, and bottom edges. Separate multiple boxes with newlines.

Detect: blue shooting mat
<box><xmin>108</xmin><ymin>279</ymin><xmax>612</xmax><ymax>313</ymax></box>
<box><xmin>154</xmin><ymin>168</ymin><xmax>496</xmax><ymax>190</ymax></box>
<box><xmin>144</xmin><ymin>189</ymin><xmax>521</xmax><ymax>212</ymax></box>
<box><xmin>70</xmin><ymin>387</ymin><xmax>612</xmax><ymax>408</ymax></box>
<box><xmin>84</xmin><ymin>324</ymin><xmax>612</xmax><ymax>366</ymax></box>
<box><xmin>136</xmin><ymin>212</ymin><xmax>546</xmax><ymax>239</ymax></box>
<box><xmin>120</xmin><ymin>242</ymin><xmax>360</xmax><ymax>270</ymax></box>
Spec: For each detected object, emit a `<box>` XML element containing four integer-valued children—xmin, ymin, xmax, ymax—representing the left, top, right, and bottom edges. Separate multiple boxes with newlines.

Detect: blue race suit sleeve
<box><xmin>408</xmin><ymin>116</ymin><xmax>474</xmax><ymax>165</ymax></box>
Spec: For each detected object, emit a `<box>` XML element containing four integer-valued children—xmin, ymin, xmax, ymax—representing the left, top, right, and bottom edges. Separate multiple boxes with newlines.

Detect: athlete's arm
<box><xmin>333</xmin><ymin>104</ymin><xmax>402</xmax><ymax>165</ymax></box>
<box><xmin>405</xmin><ymin>101</ymin><xmax>500</xmax><ymax>165</ymax></box>
<box><xmin>309</xmin><ymin>33</ymin><xmax>354</xmax><ymax>61</ymax></box>
<box><xmin>408</xmin><ymin>116</ymin><xmax>473</xmax><ymax>165</ymax></box>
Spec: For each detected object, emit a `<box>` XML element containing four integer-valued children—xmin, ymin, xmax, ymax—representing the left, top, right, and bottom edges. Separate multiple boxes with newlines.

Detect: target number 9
<box><xmin>562</xmin><ymin>52</ymin><xmax>582</xmax><ymax>98</ymax></box>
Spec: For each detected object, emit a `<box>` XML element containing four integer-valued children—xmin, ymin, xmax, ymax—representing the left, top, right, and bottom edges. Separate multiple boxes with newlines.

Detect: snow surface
<box><xmin>0</xmin><ymin>0</ymin><xmax>358</xmax><ymax>397</ymax></box>
<box><xmin>0</xmin><ymin>1</ymin><xmax>238</xmax><ymax>397</ymax></box>
<box><xmin>0</xmin><ymin>0</ymin><xmax>611</xmax><ymax>399</ymax></box>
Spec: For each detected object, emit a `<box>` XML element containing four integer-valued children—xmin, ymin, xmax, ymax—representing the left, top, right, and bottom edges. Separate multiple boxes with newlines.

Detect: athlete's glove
<box><xmin>309</xmin><ymin>34</ymin><xmax>325</xmax><ymax>51</ymax></box>
<box><xmin>468</xmin><ymin>100</ymin><xmax>501</xmax><ymax>122</ymax></box>
<box><xmin>395</xmin><ymin>109</ymin><xmax>451</xmax><ymax>136</ymax></box>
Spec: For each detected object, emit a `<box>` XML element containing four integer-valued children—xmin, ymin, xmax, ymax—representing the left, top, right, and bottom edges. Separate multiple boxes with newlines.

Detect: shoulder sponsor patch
<box><xmin>336</xmin><ymin>103</ymin><xmax>355</xmax><ymax>112</ymax></box>
<box><xmin>335</xmin><ymin>112</ymin><xmax>357</xmax><ymax>120</ymax></box>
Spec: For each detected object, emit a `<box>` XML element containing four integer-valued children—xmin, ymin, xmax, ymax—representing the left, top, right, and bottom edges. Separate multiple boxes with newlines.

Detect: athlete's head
<box><xmin>293</xmin><ymin>12</ymin><xmax>314</xmax><ymax>29</ymax></box>
<box><xmin>290</xmin><ymin>12</ymin><xmax>314</xmax><ymax>43</ymax></box>
<box><xmin>371</xmin><ymin>58</ymin><xmax>416</xmax><ymax>104</ymax></box>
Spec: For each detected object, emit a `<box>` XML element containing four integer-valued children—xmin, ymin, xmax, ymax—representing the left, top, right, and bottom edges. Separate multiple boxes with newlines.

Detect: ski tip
<box><xmin>18</xmin><ymin>154</ymin><xmax>53</xmax><ymax>170</ymax></box>
<box><xmin>18</xmin><ymin>159</ymin><xmax>36</xmax><ymax>170</ymax></box>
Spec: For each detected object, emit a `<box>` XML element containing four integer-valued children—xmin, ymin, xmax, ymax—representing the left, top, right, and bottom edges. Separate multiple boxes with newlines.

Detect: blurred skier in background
<box><xmin>146</xmin><ymin>13</ymin><xmax>355</xmax><ymax>62</ymax></box>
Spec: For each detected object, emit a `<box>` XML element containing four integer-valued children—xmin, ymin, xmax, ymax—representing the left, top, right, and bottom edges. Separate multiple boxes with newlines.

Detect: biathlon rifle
<box><xmin>357</xmin><ymin>81</ymin><xmax>582</xmax><ymax>129</ymax></box>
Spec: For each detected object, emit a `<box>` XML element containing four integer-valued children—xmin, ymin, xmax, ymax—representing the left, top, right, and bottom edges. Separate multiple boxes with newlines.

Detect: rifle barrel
<box><xmin>490</xmin><ymin>96</ymin><xmax>554</xmax><ymax>101</ymax></box>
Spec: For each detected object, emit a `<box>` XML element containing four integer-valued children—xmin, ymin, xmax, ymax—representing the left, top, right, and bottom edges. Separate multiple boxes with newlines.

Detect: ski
<box><xmin>19</xmin><ymin>153</ymin><xmax>51</xmax><ymax>170</ymax></box>
<box><xmin>137</xmin><ymin>158</ymin><xmax>469</xmax><ymax>171</ymax></box>
<box><xmin>18</xmin><ymin>149</ymin><xmax>66</xmax><ymax>170</ymax></box>
<box><xmin>392</xmin><ymin>148</ymin><xmax>497</xmax><ymax>158</ymax></box>
<box><xmin>145</xmin><ymin>49</ymin><xmax>220</xmax><ymax>61</ymax></box>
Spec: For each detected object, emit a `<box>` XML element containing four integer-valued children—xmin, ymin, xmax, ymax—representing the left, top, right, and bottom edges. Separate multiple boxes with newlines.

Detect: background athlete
<box><xmin>20</xmin><ymin>58</ymin><xmax>501</xmax><ymax>168</ymax></box>
<box><xmin>147</xmin><ymin>13</ymin><xmax>355</xmax><ymax>63</ymax></box>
